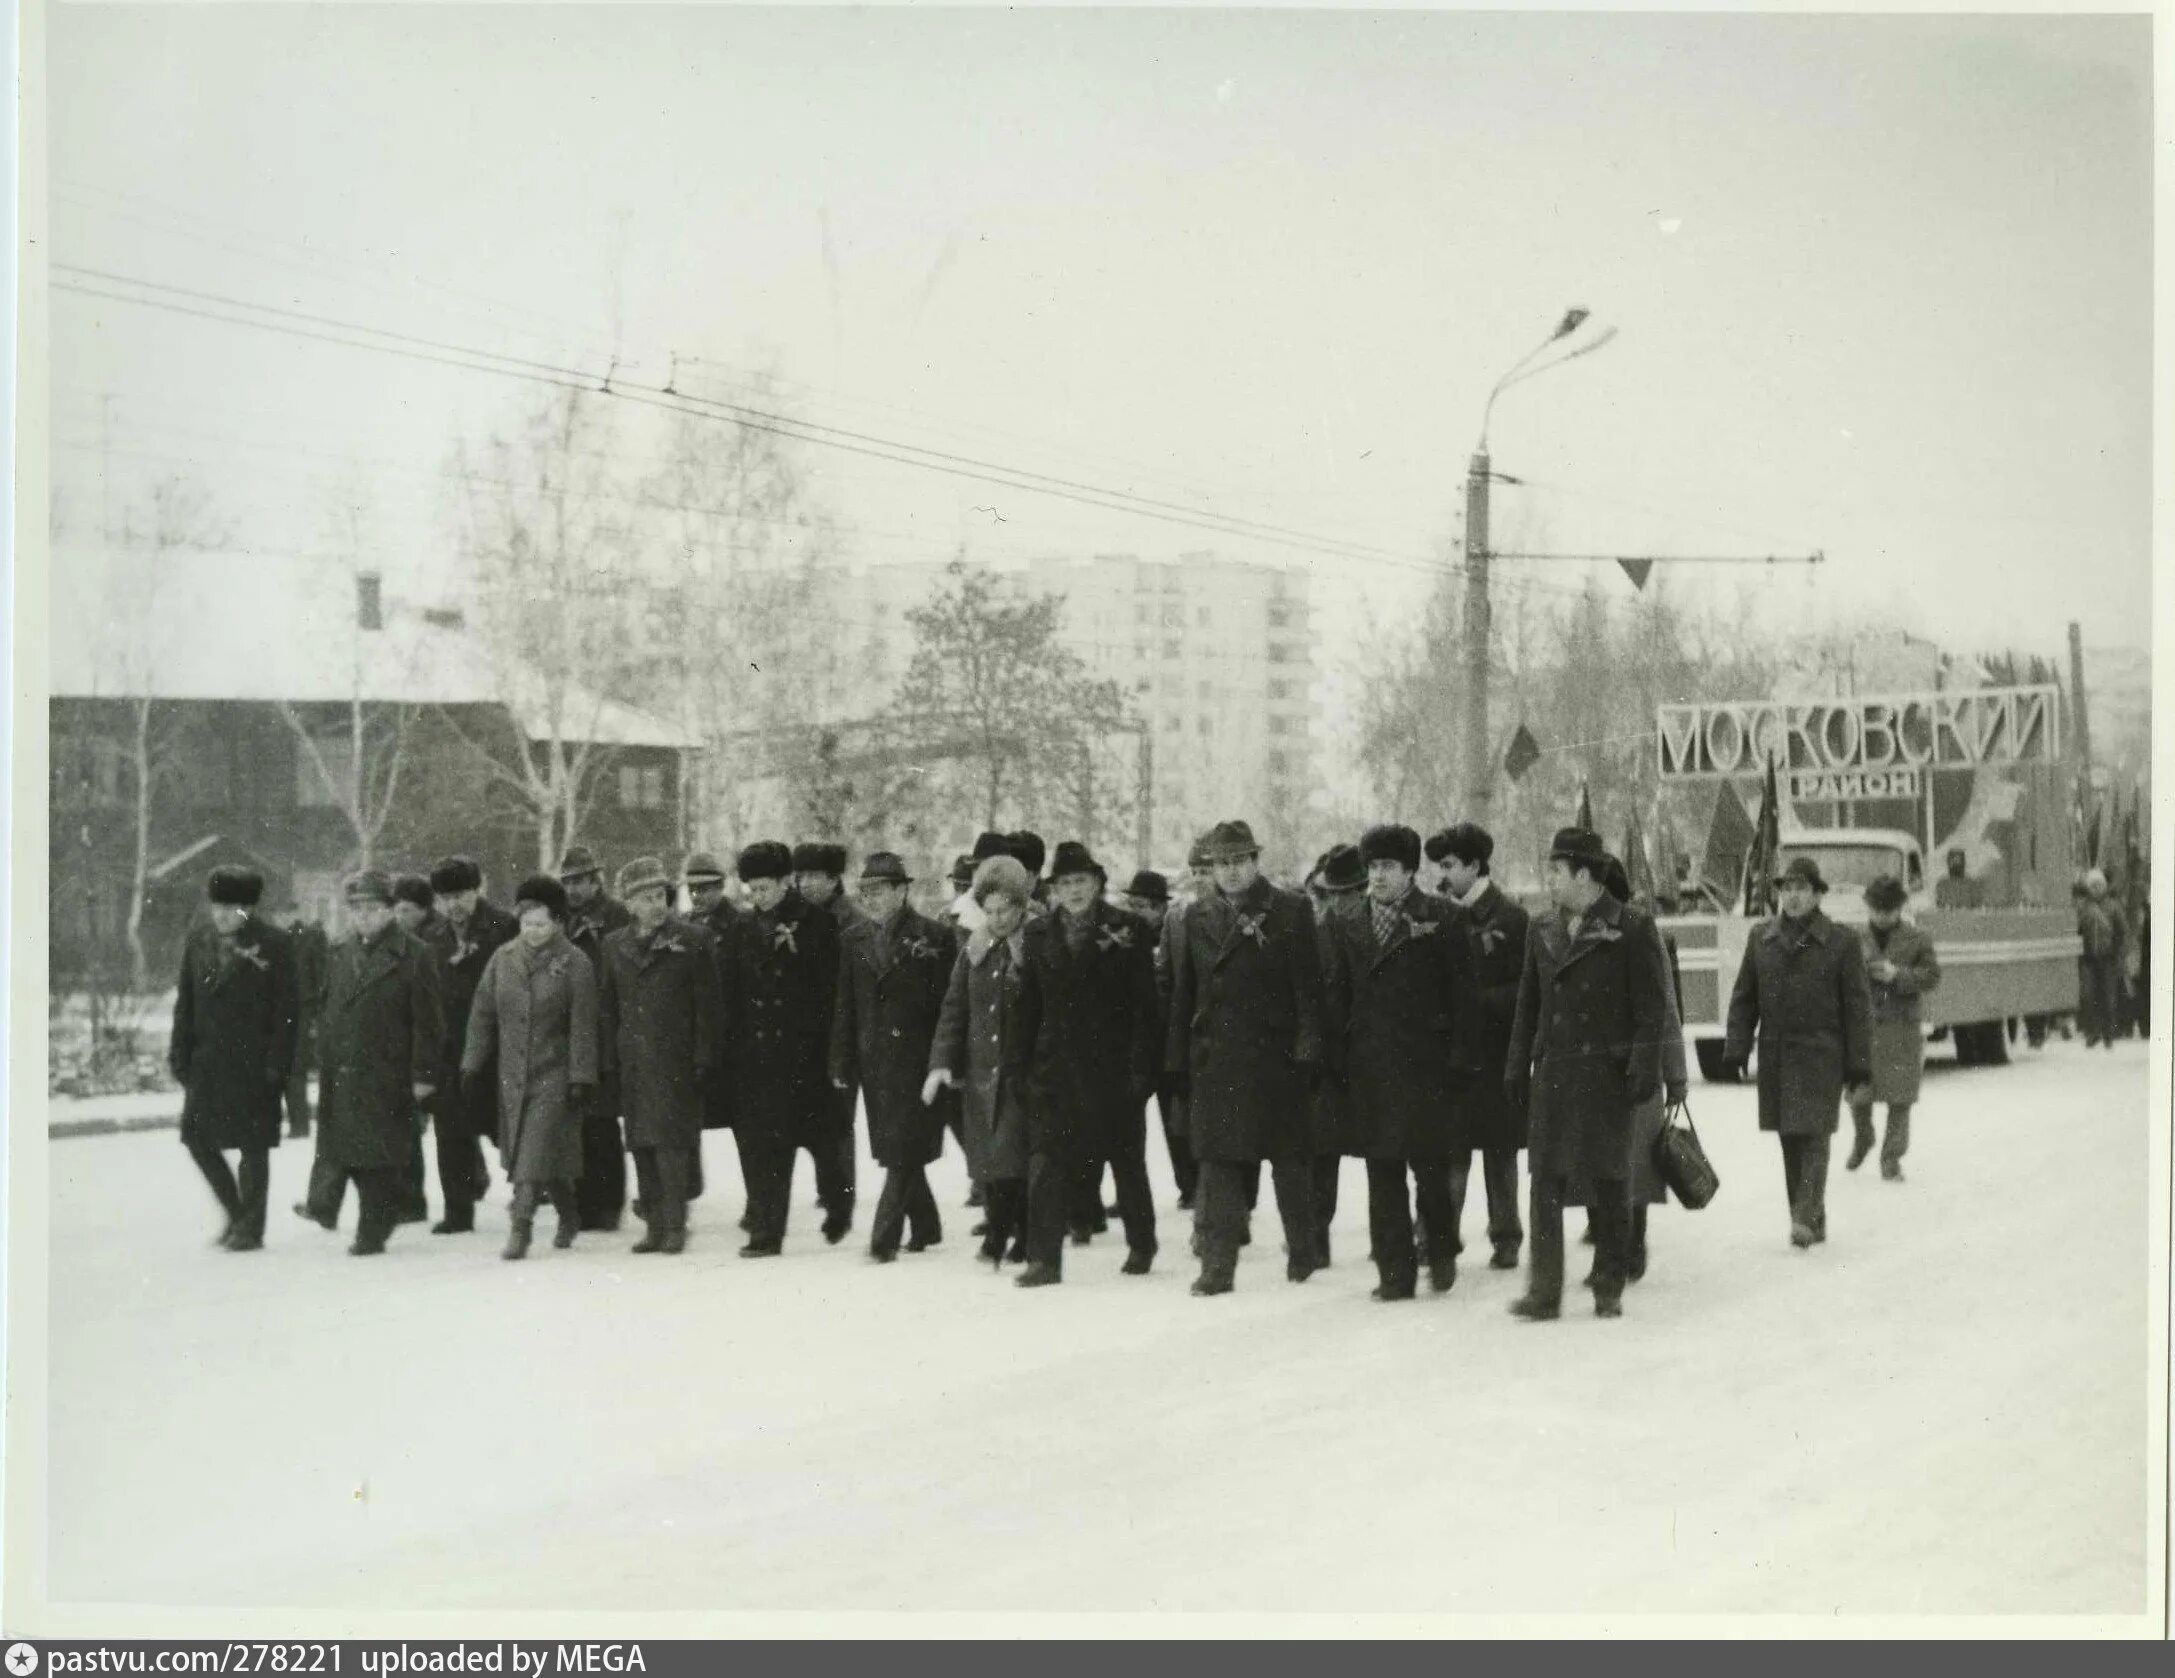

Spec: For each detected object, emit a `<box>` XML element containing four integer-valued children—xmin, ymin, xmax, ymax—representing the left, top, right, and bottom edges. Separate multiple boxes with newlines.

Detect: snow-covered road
<box><xmin>39</xmin><ymin>1037</ymin><xmax>2156</xmax><ymax>1619</ymax></box>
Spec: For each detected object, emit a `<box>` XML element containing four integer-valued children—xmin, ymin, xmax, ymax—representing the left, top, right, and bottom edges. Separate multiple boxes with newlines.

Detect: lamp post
<box><xmin>1461</xmin><ymin>309</ymin><xmax>1615</xmax><ymax>826</ymax></box>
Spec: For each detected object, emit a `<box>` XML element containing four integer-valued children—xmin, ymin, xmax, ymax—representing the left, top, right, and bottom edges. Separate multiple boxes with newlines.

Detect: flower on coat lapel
<box><xmin>648</xmin><ymin>931</ymin><xmax>688</xmax><ymax>957</ymax></box>
<box><xmin>769</xmin><ymin>921</ymin><xmax>799</xmax><ymax>954</ymax></box>
<box><xmin>231</xmin><ymin>943</ymin><xmax>271</xmax><ymax>972</ymax></box>
<box><xmin>898</xmin><ymin>933</ymin><xmax>938</xmax><ymax>961</ymax></box>
<box><xmin>1094</xmin><ymin>922</ymin><xmax>1135</xmax><ymax>952</ymax></box>
<box><xmin>1403</xmin><ymin>915</ymin><xmax>1440</xmax><ymax>942</ymax></box>
<box><xmin>1478</xmin><ymin>927</ymin><xmax>1506</xmax><ymax>955</ymax></box>
<box><xmin>1234</xmin><ymin>911</ymin><xmax>1270</xmax><ymax>947</ymax></box>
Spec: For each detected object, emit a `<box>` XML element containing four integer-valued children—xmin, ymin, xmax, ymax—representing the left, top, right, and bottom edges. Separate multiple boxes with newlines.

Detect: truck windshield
<box><xmin>1780</xmin><ymin>844</ymin><xmax>1908</xmax><ymax>892</ymax></box>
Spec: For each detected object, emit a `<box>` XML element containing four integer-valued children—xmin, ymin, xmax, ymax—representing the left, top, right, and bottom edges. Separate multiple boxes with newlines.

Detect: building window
<box><xmin>1267</xmin><ymin>716</ymin><xmax>1292</xmax><ymax>737</ymax></box>
<box><xmin>1162</xmin><ymin>714</ymin><xmax>1182</xmax><ymax>733</ymax></box>
<box><xmin>1267</xmin><ymin>679</ymin><xmax>1292</xmax><ymax>701</ymax></box>
<box><xmin>1196</xmin><ymin>717</ymin><xmax>1213</xmax><ymax>737</ymax></box>
<box><xmin>618</xmin><ymin>762</ymin><xmax>669</xmax><ymax>810</ymax></box>
<box><xmin>356</xmin><ymin>573</ymin><xmax>383</xmax><ymax>632</ymax></box>
<box><xmin>1266</xmin><ymin>644</ymin><xmax>1292</xmax><ymax>665</ymax></box>
<box><xmin>1267</xmin><ymin>750</ymin><xmax>1290</xmax><ymax>773</ymax></box>
<box><xmin>1268</xmin><ymin>602</ymin><xmax>1294</xmax><ymax>629</ymax></box>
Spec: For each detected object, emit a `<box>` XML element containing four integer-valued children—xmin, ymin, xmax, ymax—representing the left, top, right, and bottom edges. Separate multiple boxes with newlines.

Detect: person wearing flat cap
<box><xmin>1848</xmin><ymin>874</ymin><xmax>1940</xmax><ymax>1183</ymax></box>
<box><xmin>677</xmin><ymin>850</ymin><xmax>741</xmax><ymax>1197</ymax></box>
<box><xmin>1723</xmin><ymin>853</ymin><xmax>1874</xmax><ymax>1250</ymax></box>
<box><xmin>595</xmin><ymin>857</ymin><xmax>721</xmax><ymax>1254</ymax></box>
<box><xmin>1164</xmin><ymin>818</ymin><xmax>1329</xmax><ymax>1296</ymax></box>
<box><xmin>1004</xmin><ymin>840</ymin><xmax>1162</xmax><ymax>1286</ymax></box>
<box><xmin>1320</xmin><ymin>825</ymin><xmax>1481</xmax><ymax>1301</ymax></box>
<box><xmin>308</xmin><ymin>870</ymin><xmax>446</xmax><ymax>1256</ymax></box>
<box><xmin>794</xmin><ymin>841</ymin><xmax>863</xmax><ymax>1229</ymax></box>
<box><xmin>168</xmin><ymin>866</ymin><xmax>297</xmax><ymax>1251</ymax></box>
<box><xmin>419</xmin><ymin>856</ymin><xmax>519</xmax><ymax>1234</ymax></box>
<box><xmin>829</xmin><ymin>852</ymin><xmax>961</xmax><ymax>1262</ymax></box>
<box><xmin>718</xmin><ymin>840</ymin><xmax>847</xmax><ymax>1255</ymax></box>
<box><xmin>1503</xmin><ymin>828</ymin><xmax>1672</xmax><ymax>1320</ymax></box>
<box><xmin>557</xmin><ymin>845</ymin><xmax>633</xmax><ymax>1231</ymax></box>
<box><xmin>1428</xmin><ymin>821</ymin><xmax>1532</xmax><ymax>1272</ymax></box>
<box><xmin>463</xmin><ymin>874</ymin><xmax>600</xmax><ymax>1259</ymax></box>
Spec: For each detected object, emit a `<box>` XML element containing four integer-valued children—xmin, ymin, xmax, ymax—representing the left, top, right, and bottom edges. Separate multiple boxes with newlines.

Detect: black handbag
<box><xmin>1652</xmin><ymin>1100</ymin><xmax>1719</xmax><ymax>1209</ymax></box>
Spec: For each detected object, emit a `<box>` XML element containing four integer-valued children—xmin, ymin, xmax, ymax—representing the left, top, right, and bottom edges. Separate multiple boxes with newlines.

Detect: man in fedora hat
<box><xmin>1008</xmin><ymin>840</ymin><xmax>1161</xmax><ymax>1285</ymax></box>
<box><xmin>311</xmin><ymin>870</ymin><xmax>446</xmax><ymax>1256</ymax></box>
<box><xmin>1503</xmin><ymin>828</ymin><xmax>1671</xmax><ymax>1320</ymax></box>
<box><xmin>421</xmin><ymin>855</ymin><xmax>518</xmax><ymax>1233</ymax></box>
<box><xmin>1724</xmin><ymin>854</ymin><xmax>1873</xmax><ymax>1248</ymax></box>
<box><xmin>1320</xmin><ymin>826</ymin><xmax>1479</xmax><ymax>1300</ymax></box>
<box><xmin>719</xmin><ymin>840</ymin><xmax>846</xmax><ymax>1254</ymax></box>
<box><xmin>830</xmin><ymin>851</ymin><xmax>960</xmax><ymax>1261</ymax></box>
<box><xmin>1165</xmin><ymin>819</ymin><xmax>1328</xmax><ymax>1296</ymax></box>
<box><xmin>596</xmin><ymin>857</ymin><xmax>719</xmax><ymax>1254</ymax></box>
<box><xmin>1118</xmin><ymin>867</ymin><xmax>1195</xmax><ymax>1211</ymax></box>
<box><xmin>559</xmin><ymin>844</ymin><xmax>633</xmax><ymax>1230</ymax></box>
<box><xmin>170</xmin><ymin>866</ymin><xmax>297</xmax><ymax>1251</ymax></box>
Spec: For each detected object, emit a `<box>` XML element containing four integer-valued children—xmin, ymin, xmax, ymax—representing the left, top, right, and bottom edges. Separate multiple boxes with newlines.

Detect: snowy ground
<box><xmin>39</xmin><ymin>1037</ymin><xmax>2155</xmax><ymax>1620</ymax></box>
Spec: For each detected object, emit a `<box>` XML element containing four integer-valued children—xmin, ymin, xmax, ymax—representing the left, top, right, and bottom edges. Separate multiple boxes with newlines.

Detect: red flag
<box><xmin>1743</xmin><ymin>755</ymin><xmax>1781</xmax><ymax>917</ymax></box>
<box><xmin>1576</xmin><ymin>782</ymin><xmax>1595</xmax><ymax>832</ymax></box>
<box><xmin>1503</xmin><ymin>722</ymin><xmax>1542</xmax><ymax>783</ymax></box>
<box><xmin>1617</xmin><ymin>558</ymin><xmax>1654</xmax><ymax>592</ymax></box>
<box><xmin>1623</xmin><ymin>808</ymin><xmax>1655</xmax><ymax>903</ymax></box>
<box><xmin>1700</xmin><ymin>781</ymin><xmax>1755</xmax><ymax>903</ymax></box>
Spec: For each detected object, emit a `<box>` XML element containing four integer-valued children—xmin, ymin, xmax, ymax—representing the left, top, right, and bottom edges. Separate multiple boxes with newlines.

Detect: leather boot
<box><xmin>502</xmin><ymin>1218</ymin><xmax>532</xmax><ymax>1261</ymax></box>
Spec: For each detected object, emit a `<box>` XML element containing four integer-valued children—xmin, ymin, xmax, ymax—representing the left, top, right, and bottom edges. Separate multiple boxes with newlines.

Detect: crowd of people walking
<box><xmin>169</xmin><ymin>813</ymin><xmax>1979</xmax><ymax>1318</ymax></box>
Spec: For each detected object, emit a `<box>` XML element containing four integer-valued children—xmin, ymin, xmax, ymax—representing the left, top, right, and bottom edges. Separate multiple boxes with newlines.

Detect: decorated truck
<box><xmin>1653</xmin><ymin>684</ymin><xmax>2082</xmax><ymax>1081</ymax></box>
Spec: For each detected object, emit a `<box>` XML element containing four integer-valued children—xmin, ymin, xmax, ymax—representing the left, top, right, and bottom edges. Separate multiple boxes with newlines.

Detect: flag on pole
<box><xmin>1576</xmin><ymin>782</ymin><xmax>1595</xmax><ymax>832</ymax></box>
<box><xmin>1700</xmin><ymin>781</ymin><xmax>1755</xmax><ymax>905</ymax></box>
<box><xmin>1617</xmin><ymin>558</ymin><xmax>1654</xmax><ymax>592</ymax></box>
<box><xmin>2085</xmin><ymin>799</ymin><xmax>2103</xmax><ymax>868</ymax></box>
<box><xmin>1503</xmin><ymin>722</ymin><xmax>1542</xmax><ymax>783</ymax></box>
<box><xmin>1742</xmin><ymin>754</ymin><xmax>1781</xmax><ymax>917</ymax></box>
<box><xmin>1654</xmin><ymin>810</ymin><xmax>1685</xmax><ymax>906</ymax></box>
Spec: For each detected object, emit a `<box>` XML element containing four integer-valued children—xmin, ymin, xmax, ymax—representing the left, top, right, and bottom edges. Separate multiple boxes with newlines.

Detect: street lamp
<box><xmin>1462</xmin><ymin>309</ymin><xmax>1616</xmax><ymax>826</ymax></box>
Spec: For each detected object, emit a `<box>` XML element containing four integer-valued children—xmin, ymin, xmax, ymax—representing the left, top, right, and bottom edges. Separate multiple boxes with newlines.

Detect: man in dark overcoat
<box><xmin>1429</xmin><ymin>822</ymin><xmax>1531</xmax><ymax>1270</ymax></box>
<box><xmin>169</xmin><ymin>866</ymin><xmax>297</xmax><ymax>1250</ymax></box>
<box><xmin>597</xmin><ymin>856</ymin><xmax>719</xmax><ymax>1254</ymax></box>
<box><xmin>796</xmin><ymin>841</ymin><xmax>863</xmax><ymax>1232</ymax></box>
<box><xmin>560</xmin><ymin>845</ymin><xmax>633</xmax><ymax>1230</ymax></box>
<box><xmin>271</xmin><ymin>901</ymin><xmax>328</xmax><ymax>1139</ymax></box>
<box><xmin>1322</xmin><ymin>826</ymin><xmax>1479</xmax><ymax>1300</ymax></box>
<box><xmin>421</xmin><ymin>855</ymin><xmax>517</xmax><ymax>1234</ymax></box>
<box><xmin>1723</xmin><ymin>855</ymin><xmax>1873</xmax><ymax>1249</ymax></box>
<box><xmin>314</xmin><ymin>870</ymin><xmax>446</xmax><ymax>1256</ymax></box>
<box><xmin>1306</xmin><ymin>844</ymin><xmax>1368</xmax><ymax>1265</ymax></box>
<box><xmin>678</xmin><ymin>849</ymin><xmax>740</xmax><ymax>1210</ymax></box>
<box><xmin>1165</xmin><ymin>818</ymin><xmax>1328</xmax><ymax>1296</ymax></box>
<box><xmin>1117</xmin><ymin>867</ymin><xmax>1193</xmax><ymax>1214</ymax></box>
<box><xmin>829</xmin><ymin>852</ymin><xmax>960</xmax><ymax>1261</ymax></box>
<box><xmin>1503</xmin><ymin>828</ymin><xmax>1670</xmax><ymax>1320</ymax></box>
<box><xmin>1010</xmin><ymin>842</ymin><xmax>1161</xmax><ymax>1285</ymax></box>
<box><xmin>720</xmin><ymin>841</ymin><xmax>845</xmax><ymax>1254</ymax></box>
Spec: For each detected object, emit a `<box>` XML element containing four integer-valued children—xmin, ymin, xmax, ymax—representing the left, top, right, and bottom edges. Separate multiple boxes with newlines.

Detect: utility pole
<box><xmin>1136</xmin><ymin>726</ymin><xmax>1153</xmax><ymax>868</ymax></box>
<box><xmin>2068</xmin><ymin>620</ymin><xmax>2094</xmax><ymax>841</ymax></box>
<box><xmin>1461</xmin><ymin>450</ymin><xmax>1494</xmax><ymax>825</ymax></box>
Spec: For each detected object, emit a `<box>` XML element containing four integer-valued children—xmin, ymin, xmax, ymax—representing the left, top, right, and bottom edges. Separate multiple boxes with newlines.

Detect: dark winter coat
<box><xmin>291</xmin><ymin>922</ymin><xmax>329</xmax><ymax>1064</ymax></box>
<box><xmin>1505</xmin><ymin>893</ymin><xmax>1671</xmax><ymax>1184</ymax></box>
<box><xmin>718</xmin><ymin>890</ymin><xmax>841</xmax><ymax>1146</ymax></box>
<box><xmin>1164</xmin><ymin>874</ymin><xmax>1327</xmax><ymax>1163</ymax></box>
<box><xmin>1320</xmin><ymin>887</ymin><xmax>1481</xmax><ymax>1162</ymax></box>
<box><xmin>1014</xmin><ymin>901</ymin><xmax>1161</xmax><ymax>1167</ymax></box>
<box><xmin>565</xmin><ymin>892</ymin><xmax>634</xmax><ymax>974</ymax></box>
<box><xmin>1724</xmin><ymin>909</ymin><xmax>1874</xmax><ymax>1137</ymax></box>
<box><xmin>694</xmin><ymin>898</ymin><xmax>744</xmax><ymax>1129</ymax></box>
<box><xmin>315</xmin><ymin>921</ymin><xmax>446</xmax><ymax>1173</ymax></box>
<box><xmin>598</xmin><ymin>916</ymin><xmax>720</xmax><ymax>1151</ymax></box>
<box><xmin>1310</xmin><ymin>896</ymin><xmax>1366</xmax><ymax>1156</ymax></box>
<box><xmin>1860</xmin><ymin>919</ymin><xmax>1940</xmax><ymax>1107</ymax></box>
<box><xmin>169</xmin><ymin>916</ymin><xmax>298</xmax><ymax>1153</ymax></box>
<box><xmin>424</xmin><ymin>899</ymin><xmax>519</xmax><ymax>1138</ymax></box>
<box><xmin>830</xmin><ymin>907</ymin><xmax>960</xmax><ymax>1168</ymax></box>
<box><xmin>930</xmin><ymin>929</ymin><xmax>1032</xmax><ymax>1182</ymax></box>
<box><xmin>1457</xmin><ymin>881</ymin><xmax>1532</xmax><ymax>1152</ymax></box>
<box><xmin>463</xmin><ymin>929</ymin><xmax>599</xmax><ymax>1183</ymax></box>
<box><xmin>1568</xmin><ymin>930</ymin><xmax>1690</xmax><ymax>1210</ymax></box>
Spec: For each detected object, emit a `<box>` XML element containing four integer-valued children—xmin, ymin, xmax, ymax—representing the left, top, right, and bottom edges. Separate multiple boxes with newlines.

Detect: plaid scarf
<box><xmin>1370</xmin><ymin>884</ymin><xmax>1413</xmax><ymax>946</ymax></box>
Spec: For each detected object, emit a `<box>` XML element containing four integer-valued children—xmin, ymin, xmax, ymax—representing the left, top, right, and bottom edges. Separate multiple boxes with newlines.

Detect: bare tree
<box><xmin>275</xmin><ymin>490</ymin><xmax>423</xmax><ymax>873</ymax></box>
<box><xmin>448</xmin><ymin>387</ymin><xmax>648</xmax><ymax>868</ymax></box>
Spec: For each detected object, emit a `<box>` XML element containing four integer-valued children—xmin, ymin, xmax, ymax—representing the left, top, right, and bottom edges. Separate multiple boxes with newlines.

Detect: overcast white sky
<box><xmin>46</xmin><ymin>4</ymin><xmax>2154</xmax><ymax>666</ymax></box>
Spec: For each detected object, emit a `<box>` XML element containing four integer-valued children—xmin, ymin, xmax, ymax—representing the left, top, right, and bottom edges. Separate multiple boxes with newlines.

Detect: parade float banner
<box><xmin>1656</xmin><ymin>684</ymin><xmax>2063</xmax><ymax>783</ymax></box>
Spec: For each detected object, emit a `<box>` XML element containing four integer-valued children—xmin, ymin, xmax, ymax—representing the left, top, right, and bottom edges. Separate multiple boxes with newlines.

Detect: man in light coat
<box><xmin>1849</xmin><ymin>874</ymin><xmax>1940</xmax><ymax>1183</ymax></box>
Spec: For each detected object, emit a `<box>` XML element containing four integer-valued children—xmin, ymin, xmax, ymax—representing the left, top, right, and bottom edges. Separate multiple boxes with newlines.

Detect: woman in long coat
<box><xmin>830</xmin><ymin>855</ymin><xmax>960</xmax><ymax>1260</ymax></box>
<box><xmin>1723</xmin><ymin>857</ymin><xmax>1874</xmax><ymax>1248</ymax></box>
<box><xmin>927</xmin><ymin>856</ymin><xmax>1036</xmax><ymax>1267</ymax></box>
<box><xmin>463</xmin><ymin>875</ymin><xmax>600</xmax><ymax>1260</ymax></box>
<box><xmin>1013</xmin><ymin>844</ymin><xmax>1162</xmax><ymax>1282</ymax></box>
<box><xmin>1849</xmin><ymin>874</ymin><xmax>1940</xmax><ymax>1182</ymax></box>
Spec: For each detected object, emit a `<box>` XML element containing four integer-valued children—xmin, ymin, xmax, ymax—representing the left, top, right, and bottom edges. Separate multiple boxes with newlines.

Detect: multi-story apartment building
<box><xmin>837</xmin><ymin>551</ymin><xmax>1320</xmax><ymax>874</ymax></box>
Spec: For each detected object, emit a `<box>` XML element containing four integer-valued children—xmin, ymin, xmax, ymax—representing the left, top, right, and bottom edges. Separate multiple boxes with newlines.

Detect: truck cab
<box><xmin>1775</xmin><ymin>828</ymin><xmax>1928</xmax><ymax>923</ymax></box>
